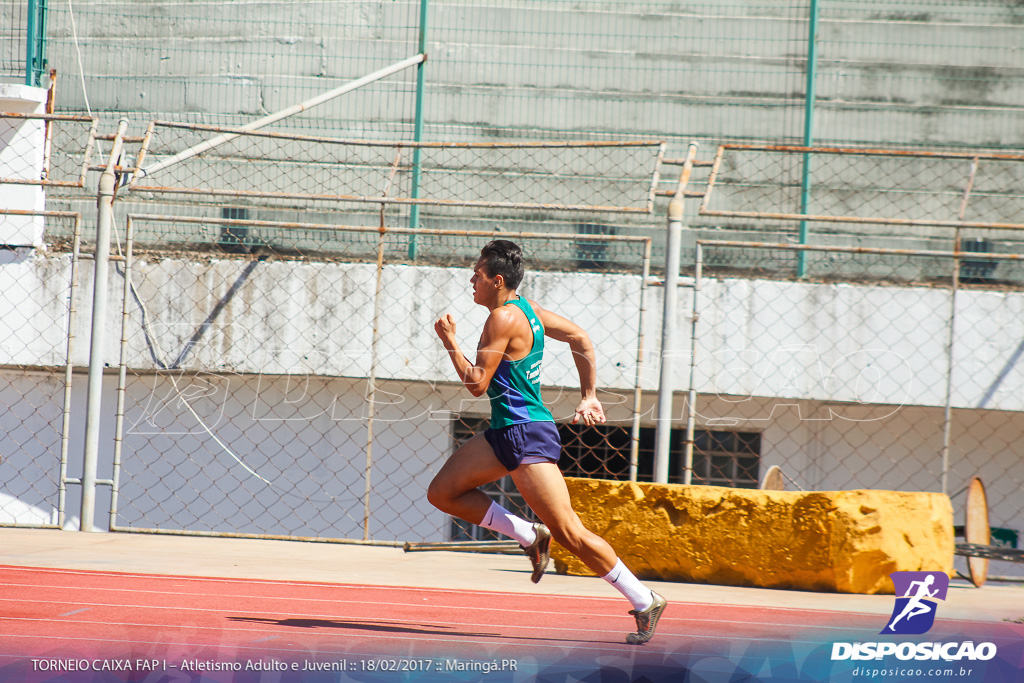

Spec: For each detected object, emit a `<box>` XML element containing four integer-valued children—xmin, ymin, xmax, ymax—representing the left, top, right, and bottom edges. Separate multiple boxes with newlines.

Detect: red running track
<box><xmin>0</xmin><ymin>565</ymin><xmax>1018</xmax><ymax>681</ymax></box>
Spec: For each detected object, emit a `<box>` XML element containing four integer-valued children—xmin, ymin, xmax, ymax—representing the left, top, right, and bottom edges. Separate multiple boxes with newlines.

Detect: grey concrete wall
<box><xmin>40</xmin><ymin>1</ymin><xmax>1024</xmax><ymax>150</ymax></box>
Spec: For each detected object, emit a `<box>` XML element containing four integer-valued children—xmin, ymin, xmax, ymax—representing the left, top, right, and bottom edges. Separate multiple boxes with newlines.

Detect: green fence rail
<box><xmin>24</xmin><ymin>0</ymin><xmax>47</xmax><ymax>87</ymax></box>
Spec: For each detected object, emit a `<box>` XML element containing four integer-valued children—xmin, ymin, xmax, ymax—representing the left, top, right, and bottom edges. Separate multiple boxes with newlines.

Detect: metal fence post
<box><xmin>654</xmin><ymin>142</ymin><xmax>698</xmax><ymax>483</ymax></box>
<box><xmin>629</xmin><ymin>240</ymin><xmax>652</xmax><ymax>482</ymax></box>
<box><xmin>57</xmin><ymin>214</ymin><xmax>83</xmax><ymax>529</ymax></box>
<box><xmin>653</xmin><ymin>201</ymin><xmax>682</xmax><ymax>483</ymax></box>
<box><xmin>80</xmin><ymin>118</ymin><xmax>129</xmax><ymax>532</ymax></box>
<box><xmin>797</xmin><ymin>0</ymin><xmax>820</xmax><ymax>277</ymax></box>
<box><xmin>25</xmin><ymin>0</ymin><xmax>42</xmax><ymax>86</ymax></box>
<box><xmin>407</xmin><ymin>0</ymin><xmax>430</xmax><ymax>259</ymax></box>
<box><xmin>684</xmin><ymin>242</ymin><xmax>702</xmax><ymax>486</ymax></box>
<box><xmin>941</xmin><ymin>249</ymin><xmax>962</xmax><ymax>496</ymax></box>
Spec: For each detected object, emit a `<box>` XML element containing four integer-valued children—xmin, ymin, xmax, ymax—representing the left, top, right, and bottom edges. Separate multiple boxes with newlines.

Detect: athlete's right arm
<box><xmin>435</xmin><ymin>310</ymin><xmax>513</xmax><ymax>397</ymax></box>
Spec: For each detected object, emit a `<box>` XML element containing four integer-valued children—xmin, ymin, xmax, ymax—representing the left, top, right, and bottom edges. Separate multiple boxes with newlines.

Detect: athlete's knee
<box><xmin>547</xmin><ymin>515</ymin><xmax>592</xmax><ymax>554</ymax></box>
<box><xmin>552</xmin><ymin>528</ymin><xmax>584</xmax><ymax>555</ymax></box>
<box><xmin>426</xmin><ymin>476</ymin><xmax>452</xmax><ymax>512</ymax></box>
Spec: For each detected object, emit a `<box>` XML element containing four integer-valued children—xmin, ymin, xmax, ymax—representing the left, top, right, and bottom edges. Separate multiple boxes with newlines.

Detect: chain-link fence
<box><xmin>19</xmin><ymin>0</ymin><xmax>1024</xmax><ymax>273</ymax></box>
<box><xmin>700</xmin><ymin>145</ymin><xmax>1024</xmax><ymax>233</ymax></box>
<box><xmin>3</xmin><ymin>99</ymin><xmax>1023</xmax><ymax>580</ymax></box>
<box><xmin>0</xmin><ymin>112</ymin><xmax>98</xmax><ymax>189</ymax></box>
<box><xmin>689</xmin><ymin>241</ymin><xmax>1024</xmax><ymax>578</ymax></box>
<box><xmin>128</xmin><ymin>122</ymin><xmax>664</xmax><ymax>215</ymax></box>
<box><xmin>1</xmin><ymin>110</ymin><xmax>95</xmax><ymax>529</ymax></box>
<box><xmin>683</xmin><ymin>144</ymin><xmax>1024</xmax><ymax>578</ymax></box>
<box><xmin>108</xmin><ymin>215</ymin><xmax>651</xmax><ymax>542</ymax></box>
<box><xmin>685</xmin><ymin>144</ymin><xmax>1024</xmax><ymax>274</ymax></box>
<box><xmin>0</xmin><ymin>211</ymin><xmax>82</xmax><ymax>529</ymax></box>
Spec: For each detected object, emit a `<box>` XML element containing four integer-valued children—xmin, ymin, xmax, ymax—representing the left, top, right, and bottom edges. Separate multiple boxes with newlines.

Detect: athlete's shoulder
<box><xmin>482</xmin><ymin>304</ymin><xmax>523</xmax><ymax>338</ymax></box>
<box><xmin>486</xmin><ymin>304</ymin><xmax>520</xmax><ymax>325</ymax></box>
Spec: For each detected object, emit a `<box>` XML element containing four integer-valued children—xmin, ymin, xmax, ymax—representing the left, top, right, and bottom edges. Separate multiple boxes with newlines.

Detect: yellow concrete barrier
<box><xmin>553</xmin><ymin>477</ymin><xmax>954</xmax><ymax>594</ymax></box>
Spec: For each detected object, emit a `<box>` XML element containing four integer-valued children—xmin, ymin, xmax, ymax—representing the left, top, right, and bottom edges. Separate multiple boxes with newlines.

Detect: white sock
<box><xmin>603</xmin><ymin>559</ymin><xmax>654</xmax><ymax>612</ymax></box>
<box><xmin>478</xmin><ymin>501</ymin><xmax>537</xmax><ymax>547</ymax></box>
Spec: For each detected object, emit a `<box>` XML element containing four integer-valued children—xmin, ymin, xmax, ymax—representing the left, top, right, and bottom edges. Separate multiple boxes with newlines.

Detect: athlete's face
<box><xmin>471</xmin><ymin>258</ymin><xmax>499</xmax><ymax>304</ymax></box>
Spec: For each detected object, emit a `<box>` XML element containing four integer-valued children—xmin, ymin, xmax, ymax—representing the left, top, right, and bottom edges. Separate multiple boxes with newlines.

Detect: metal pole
<box><xmin>110</xmin><ymin>216</ymin><xmax>135</xmax><ymax>530</ymax></box>
<box><xmin>654</xmin><ymin>200</ymin><xmax>682</xmax><ymax>484</ymax></box>
<box><xmin>25</xmin><ymin>0</ymin><xmax>39</xmax><ymax>86</ymax></box>
<box><xmin>939</xmin><ymin>161</ymin><xmax>978</xmax><ymax>493</ymax></box>
<box><xmin>654</xmin><ymin>142</ymin><xmax>698</xmax><ymax>483</ymax></box>
<box><xmin>58</xmin><ymin>214</ymin><xmax>82</xmax><ymax>529</ymax></box>
<box><xmin>684</xmin><ymin>242</ymin><xmax>702</xmax><ymax>486</ymax></box>
<box><xmin>364</xmin><ymin>153</ymin><xmax>401</xmax><ymax>541</ymax></box>
<box><xmin>80</xmin><ymin>118</ymin><xmax>129</xmax><ymax>532</ymax></box>
<box><xmin>629</xmin><ymin>239</ymin><xmax>652</xmax><ymax>481</ymax></box>
<box><xmin>37</xmin><ymin>0</ymin><xmax>49</xmax><ymax>88</ymax></box>
<box><xmin>408</xmin><ymin>0</ymin><xmax>430</xmax><ymax>259</ymax></box>
<box><xmin>797</xmin><ymin>0</ymin><xmax>820</xmax><ymax>278</ymax></box>
<box><xmin>940</xmin><ymin>236</ymin><xmax>961</xmax><ymax>495</ymax></box>
<box><xmin>364</xmin><ymin>234</ymin><xmax>386</xmax><ymax>541</ymax></box>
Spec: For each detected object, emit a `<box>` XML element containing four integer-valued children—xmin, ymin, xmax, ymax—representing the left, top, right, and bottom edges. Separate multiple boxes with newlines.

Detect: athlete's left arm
<box><xmin>530</xmin><ymin>301</ymin><xmax>605</xmax><ymax>426</ymax></box>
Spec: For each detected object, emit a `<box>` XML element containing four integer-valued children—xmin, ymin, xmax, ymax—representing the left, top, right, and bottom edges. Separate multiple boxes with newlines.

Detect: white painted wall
<box><xmin>0</xmin><ymin>254</ymin><xmax>647</xmax><ymax>391</ymax></box>
<box><xmin>5</xmin><ymin>255</ymin><xmax>1024</xmax><ymax>410</ymax></box>
<box><xmin>0</xmin><ymin>84</ymin><xmax>48</xmax><ymax>247</ymax></box>
<box><xmin>688</xmin><ymin>278</ymin><xmax>1024</xmax><ymax>412</ymax></box>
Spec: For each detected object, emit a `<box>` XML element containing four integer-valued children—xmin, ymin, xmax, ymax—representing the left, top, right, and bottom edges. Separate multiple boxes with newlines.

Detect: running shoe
<box><xmin>522</xmin><ymin>522</ymin><xmax>551</xmax><ymax>583</ymax></box>
<box><xmin>626</xmin><ymin>591</ymin><xmax>667</xmax><ymax>644</ymax></box>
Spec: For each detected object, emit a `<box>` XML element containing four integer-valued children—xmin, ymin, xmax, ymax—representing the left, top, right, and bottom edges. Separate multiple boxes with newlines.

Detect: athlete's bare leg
<box><xmin>427</xmin><ymin>433</ymin><xmax>509</xmax><ymax>525</ymax></box>
<box><xmin>510</xmin><ymin>461</ymin><xmax>617</xmax><ymax>576</ymax></box>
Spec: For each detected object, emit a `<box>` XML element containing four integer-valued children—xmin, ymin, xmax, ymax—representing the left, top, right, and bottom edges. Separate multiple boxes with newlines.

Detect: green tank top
<box><xmin>486</xmin><ymin>297</ymin><xmax>555</xmax><ymax>429</ymax></box>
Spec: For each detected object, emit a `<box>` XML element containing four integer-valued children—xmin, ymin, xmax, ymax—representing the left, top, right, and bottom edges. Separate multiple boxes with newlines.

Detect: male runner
<box><xmin>429</xmin><ymin>239</ymin><xmax>667</xmax><ymax>644</ymax></box>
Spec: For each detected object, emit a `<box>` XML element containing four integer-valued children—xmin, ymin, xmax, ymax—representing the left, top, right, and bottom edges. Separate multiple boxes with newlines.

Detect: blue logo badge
<box><xmin>882</xmin><ymin>571</ymin><xmax>949</xmax><ymax>635</ymax></box>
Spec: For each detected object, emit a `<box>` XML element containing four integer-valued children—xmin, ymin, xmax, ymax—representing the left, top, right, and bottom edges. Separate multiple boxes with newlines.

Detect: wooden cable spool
<box><xmin>963</xmin><ymin>476</ymin><xmax>991</xmax><ymax>588</ymax></box>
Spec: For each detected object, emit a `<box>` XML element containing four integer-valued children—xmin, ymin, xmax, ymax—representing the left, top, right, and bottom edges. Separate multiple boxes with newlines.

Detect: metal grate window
<box><xmin>559</xmin><ymin>423</ymin><xmax>761</xmax><ymax>488</ymax></box>
<box><xmin>691</xmin><ymin>430</ymin><xmax>761</xmax><ymax>489</ymax></box>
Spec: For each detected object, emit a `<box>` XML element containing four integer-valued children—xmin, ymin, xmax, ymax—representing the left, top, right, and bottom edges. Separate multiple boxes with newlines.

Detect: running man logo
<box><xmin>882</xmin><ymin>571</ymin><xmax>949</xmax><ymax>635</ymax></box>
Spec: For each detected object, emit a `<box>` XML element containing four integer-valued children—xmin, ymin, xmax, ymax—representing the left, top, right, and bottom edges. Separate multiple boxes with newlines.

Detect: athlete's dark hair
<box><xmin>479</xmin><ymin>240</ymin><xmax>525</xmax><ymax>290</ymax></box>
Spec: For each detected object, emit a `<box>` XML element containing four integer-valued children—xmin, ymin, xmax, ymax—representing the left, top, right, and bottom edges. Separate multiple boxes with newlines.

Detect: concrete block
<box><xmin>552</xmin><ymin>477</ymin><xmax>954</xmax><ymax>594</ymax></box>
